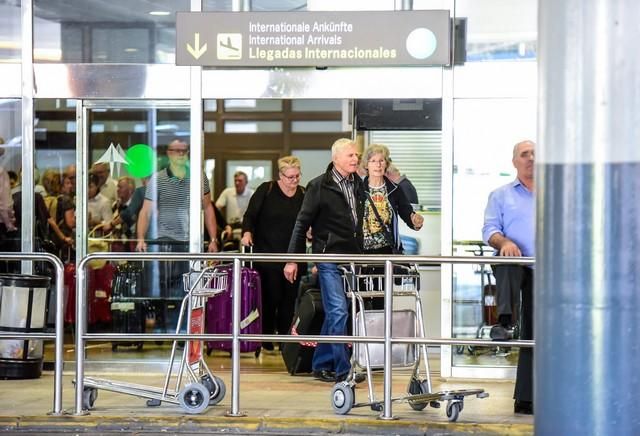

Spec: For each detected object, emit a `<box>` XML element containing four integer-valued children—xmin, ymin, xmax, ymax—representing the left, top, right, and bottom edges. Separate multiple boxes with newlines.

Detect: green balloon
<box><xmin>125</xmin><ymin>144</ymin><xmax>155</xmax><ymax>178</ymax></box>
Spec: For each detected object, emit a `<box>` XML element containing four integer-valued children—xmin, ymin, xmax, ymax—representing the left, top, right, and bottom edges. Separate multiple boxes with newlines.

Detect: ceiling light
<box><xmin>149</xmin><ymin>11</ymin><xmax>170</xmax><ymax>16</ymax></box>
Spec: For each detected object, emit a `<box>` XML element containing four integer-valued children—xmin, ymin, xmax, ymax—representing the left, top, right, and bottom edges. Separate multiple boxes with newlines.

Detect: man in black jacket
<box><xmin>284</xmin><ymin>138</ymin><xmax>364</xmax><ymax>383</ymax></box>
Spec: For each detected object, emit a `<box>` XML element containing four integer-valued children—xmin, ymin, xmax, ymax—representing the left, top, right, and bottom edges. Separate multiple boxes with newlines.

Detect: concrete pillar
<box><xmin>537</xmin><ymin>0</ymin><xmax>640</xmax><ymax>434</ymax></box>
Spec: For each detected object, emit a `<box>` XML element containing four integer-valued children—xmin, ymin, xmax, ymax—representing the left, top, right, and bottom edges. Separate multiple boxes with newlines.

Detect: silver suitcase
<box><xmin>354</xmin><ymin>309</ymin><xmax>417</xmax><ymax>369</ymax></box>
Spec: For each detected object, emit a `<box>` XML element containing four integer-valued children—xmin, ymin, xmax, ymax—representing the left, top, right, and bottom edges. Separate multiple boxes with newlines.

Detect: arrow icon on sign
<box><xmin>187</xmin><ymin>33</ymin><xmax>207</xmax><ymax>59</ymax></box>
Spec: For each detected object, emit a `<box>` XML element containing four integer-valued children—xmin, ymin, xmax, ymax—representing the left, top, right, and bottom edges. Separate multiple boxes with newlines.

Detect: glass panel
<box><xmin>92</xmin><ymin>28</ymin><xmax>152</xmax><ymax>63</ymax></box>
<box><xmin>291</xmin><ymin>120</ymin><xmax>343</xmax><ymax>133</ymax></box>
<box><xmin>250</xmin><ymin>0</ymin><xmax>308</xmax><ymax>11</ymax></box>
<box><xmin>86</xmin><ymin>104</ymin><xmax>193</xmax><ymax>336</ymax></box>
<box><xmin>0</xmin><ymin>99</ymin><xmax>21</xmax><ymax>271</ymax></box>
<box><xmin>224</xmin><ymin>120</ymin><xmax>282</xmax><ymax>133</ymax></box>
<box><xmin>307</xmin><ymin>0</ymin><xmax>394</xmax><ymax>11</ymax></box>
<box><xmin>33</xmin><ymin>99</ymin><xmax>77</xmax><ymax>267</ymax></box>
<box><xmin>455</xmin><ymin>0</ymin><xmax>537</xmax><ymax>62</ymax></box>
<box><xmin>203</xmin><ymin>0</ymin><xmax>233</xmax><ymax>12</ymax></box>
<box><xmin>203</xmin><ymin>100</ymin><xmax>217</xmax><ymax>111</ymax></box>
<box><xmin>453</xmin><ymin>98</ymin><xmax>536</xmax><ymax>242</ymax></box>
<box><xmin>224</xmin><ymin>99</ymin><xmax>283</xmax><ymax>112</ymax></box>
<box><xmin>0</xmin><ymin>1</ymin><xmax>21</xmax><ymax>62</ymax></box>
<box><xmin>292</xmin><ymin>99</ymin><xmax>342</xmax><ymax>112</ymax></box>
<box><xmin>291</xmin><ymin>149</ymin><xmax>330</xmax><ymax>187</ymax></box>
<box><xmin>204</xmin><ymin>0</ymin><xmax>307</xmax><ymax>12</ymax></box>
<box><xmin>226</xmin><ymin>159</ymin><xmax>271</xmax><ymax>191</ymax></box>
<box><xmin>451</xmin><ymin>97</ymin><xmax>536</xmax><ymax>367</ymax></box>
<box><xmin>33</xmin><ymin>0</ymin><xmax>189</xmax><ymax>63</ymax></box>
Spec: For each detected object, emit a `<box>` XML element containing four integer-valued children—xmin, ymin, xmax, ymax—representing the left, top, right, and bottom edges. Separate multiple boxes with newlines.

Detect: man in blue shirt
<box><xmin>482</xmin><ymin>139</ymin><xmax>535</xmax><ymax>415</ymax></box>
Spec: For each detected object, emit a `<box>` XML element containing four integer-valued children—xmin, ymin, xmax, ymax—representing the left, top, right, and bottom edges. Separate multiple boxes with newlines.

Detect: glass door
<box><xmin>80</xmin><ymin>100</ymin><xmax>193</xmax><ymax>339</ymax></box>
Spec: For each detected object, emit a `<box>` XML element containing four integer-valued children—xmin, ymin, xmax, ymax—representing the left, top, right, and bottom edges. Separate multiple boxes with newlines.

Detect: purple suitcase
<box><xmin>206</xmin><ymin>265</ymin><xmax>263</xmax><ymax>355</ymax></box>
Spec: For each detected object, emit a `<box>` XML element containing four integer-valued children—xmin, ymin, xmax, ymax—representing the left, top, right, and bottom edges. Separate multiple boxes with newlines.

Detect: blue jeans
<box><xmin>312</xmin><ymin>263</ymin><xmax>350</xmax><ymax>378</ymax></box>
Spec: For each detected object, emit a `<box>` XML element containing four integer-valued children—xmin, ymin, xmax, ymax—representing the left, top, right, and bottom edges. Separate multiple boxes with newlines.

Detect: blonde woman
<box><xmin>241</xmin><ymin>156</ymin><xmax>305</xmax><ymax>350</ymax></box>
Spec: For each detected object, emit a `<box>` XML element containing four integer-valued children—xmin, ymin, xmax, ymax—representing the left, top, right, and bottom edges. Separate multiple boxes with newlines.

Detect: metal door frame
<box><xmin>76</xmin><ymin>99</ymin><xmax>191</xmax><ymax>261</ymax></box>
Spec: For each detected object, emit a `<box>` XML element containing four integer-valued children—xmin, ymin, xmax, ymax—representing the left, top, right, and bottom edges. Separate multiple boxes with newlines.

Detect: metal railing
<box><xmin>74</xmin><ymin>252</ymin><xmax>534</xmax><ymax>419</ymax></box>
<box><xmin>0</xmin><ymin>252</ymin><xmax>65</xmax><ymax>416</ymax></box>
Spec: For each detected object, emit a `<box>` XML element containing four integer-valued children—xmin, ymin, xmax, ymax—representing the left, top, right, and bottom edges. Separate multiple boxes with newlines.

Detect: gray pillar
<box><xmin>537</xmin><ymin>0</ymin><xmax>640</xmax><ymax>434</ymax></box>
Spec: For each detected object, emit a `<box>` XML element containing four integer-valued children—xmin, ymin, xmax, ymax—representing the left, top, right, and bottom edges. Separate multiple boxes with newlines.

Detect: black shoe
<box><xmin>262</xmin><ymin>342</ymin><xmax>274</xmax><ymax>351</ymax></box>
<box><xmin>312</xmin><ymin>370</ymin><xmax>335</xmax><ymax>382</ymax></box>
<box><xmin>514</xmin><ymin>400</ymin><xmax>533</xmax><ymax>415</ymax></box>
<box><xmin>335</xmin><ymin>372</ymin><xmax>349</xmax><ymax>383</ymax></box>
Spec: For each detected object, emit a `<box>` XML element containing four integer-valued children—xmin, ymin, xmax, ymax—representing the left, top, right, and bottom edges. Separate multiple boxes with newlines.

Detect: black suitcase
<box><xmin>281</xmin><ymin>288</ymin><xmax>324</xmax><ymax>375</ymax></box>
<box><xmin>111</xmin><ymin>263</ymin><xmax>145</xmax><ymax>351</ymax></box>
<box><xmin>111</xmin><ymin>300</ymin><xmax>146</xmax><ymax>351</ymax></box>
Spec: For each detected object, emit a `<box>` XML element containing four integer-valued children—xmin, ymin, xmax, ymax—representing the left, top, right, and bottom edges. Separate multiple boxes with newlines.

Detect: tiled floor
<box><xmin>0</xmin><ymin>341</ymin><xmax>533</xmax><ymax>435</ymax></box>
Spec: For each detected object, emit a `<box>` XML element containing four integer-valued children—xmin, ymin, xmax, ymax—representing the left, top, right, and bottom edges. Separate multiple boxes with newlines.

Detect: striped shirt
<box><xmin>145</xmin><ymin>167</ymin><xmax>210</xmax><ymax>240</ymax></box>
<box><xmin>331</xmin><ymin>167</ymin><xmax>357</xmax><ymax>228</ymax></box>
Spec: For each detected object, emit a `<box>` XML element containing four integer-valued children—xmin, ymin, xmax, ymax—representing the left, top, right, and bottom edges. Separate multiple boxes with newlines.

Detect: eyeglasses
<box><xmin>280</xmin><ymin>172</ymin><xmax>301</xmax><ymax>181</ymax></box>
<box><xmin>168</xmin><ymin>148</ymin><xmax>189</xmax><ymax>155</ymax></box>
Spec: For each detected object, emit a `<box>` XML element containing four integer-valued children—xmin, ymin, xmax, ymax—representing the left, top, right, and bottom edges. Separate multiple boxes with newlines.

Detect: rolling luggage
<box><xmin>63</xmin><ymin>261</ymin><xmax>76</xmax><ymax>325</ymax></box>
<box><xmin>87</xmin><ymin>262</ymin><xmax>115</xmax><ymax>329</ymax></box>
<box><xmin>110</xmin><ymin>300</ymin><xmax>146</xmax><ymax>351</ymax></box>
<box><xmin>111</xmin><ymin>263</ymin><xmax>145</xmax><ymax>351</ymax></box>
<box><xmin>281</xmin><ymin>288</ymin><xmax>324</xmax><ymax>375</ymax></box>
<box><xmin>63</xmin><ymin>261</ymin><xmax>114</xmax><ymax>328</ymax></box>
<box><xmin>205</xmin><ymin>264</ymin><xmax>262</xmax><ymax>356</ymax></box>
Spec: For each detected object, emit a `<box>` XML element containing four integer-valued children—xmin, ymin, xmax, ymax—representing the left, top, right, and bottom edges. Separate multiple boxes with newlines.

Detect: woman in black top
<box><xmin>241</xmin><ymin>156</ymin><xmax>305</xmax><ymax>350</ymax></box>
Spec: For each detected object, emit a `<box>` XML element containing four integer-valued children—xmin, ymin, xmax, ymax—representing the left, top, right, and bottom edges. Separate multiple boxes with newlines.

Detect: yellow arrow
<box><xmin>187</xmin><ymin>33</ymin><xmax>207</xmax><ymax>59</ymax></box>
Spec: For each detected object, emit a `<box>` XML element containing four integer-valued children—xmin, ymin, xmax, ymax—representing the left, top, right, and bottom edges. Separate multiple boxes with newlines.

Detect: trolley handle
<box><xmin>183</xmin><ymin>267</ymin><xmax>228</xmax><ymax>297</ymax></box>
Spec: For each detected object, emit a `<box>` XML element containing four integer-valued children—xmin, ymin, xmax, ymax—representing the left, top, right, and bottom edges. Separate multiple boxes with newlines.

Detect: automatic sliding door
<box><xmin>82</xmin><ymin>101</ymin><xmax>192</xmax><ymax>343</ymax></box>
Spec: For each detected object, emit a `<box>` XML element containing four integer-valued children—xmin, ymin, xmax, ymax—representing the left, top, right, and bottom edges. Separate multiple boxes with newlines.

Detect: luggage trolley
<box><xmin>81</xmin><ymin>265</ymin><xmax>228</xmax><ymax>414</ymax></box>
<box><xmin>330</xmin><ymin>264</ymin><xmax>488</xmax><ymax>422</ymax></box>
<box><xmin>460</xmin><ymin>243</ymin><xmax>517</xmax><ymax>356</ymax></box>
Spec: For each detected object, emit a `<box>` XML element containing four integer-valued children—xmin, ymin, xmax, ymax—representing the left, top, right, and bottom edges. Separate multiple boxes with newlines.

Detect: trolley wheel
<box><xmin>331</xmin><ymin>382</ymin><xmax>355</xmax><ymax>415</ymax></box>
<box><xmin>446</xmin><ymin>400</ymin><xmax>461</xmax><ymax>422</ymax></box>
<box><xmin>408</xmin><ymin>378</ymin><xmax>429</xmax><ymax>411</ymax></box>
<box><xmin>200</xmin><ymin>374</ymin><xmax>226</xmax><ymax>405</ymax></box>
<box><xmin>201</xmin><ymin>374</ymin><xmax>215</xmax><ymax>395</ymax></box>
<box><xmin>178</xmin><ymin>383</ymin><xmax>210</xmax><ymax>414</ymax></box>
<box><xmin>82</xmin><ymin>387</ymin><xmax>98</xmax><ymax>410</ymax></box>
<box><xmin>136</xmin><ymin>342</ymin><xmax>144</xmax><ymax>351</ymax></box>
<box><xmin>209</xmin><ymin>376</ymin><xmax>226</xmax><ymax>405</ymax></box>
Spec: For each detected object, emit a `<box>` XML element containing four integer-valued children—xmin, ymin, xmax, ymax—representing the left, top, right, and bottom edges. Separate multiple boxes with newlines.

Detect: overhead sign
<box><xmin>176</xmin><ymin>11</ymin><xmax>450</xmax><ymax>67</ymax></box>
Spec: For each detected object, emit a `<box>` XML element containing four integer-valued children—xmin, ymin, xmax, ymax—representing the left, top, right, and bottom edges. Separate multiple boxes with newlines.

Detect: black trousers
<box><xmin>492</xmin><ymin>264</ymin><xmax>524</xmax><ymax>321</ymax></box>
<box><xmin>500</xmin><ymin>266</ymin><xmax>534</xmax><ymax>403</ymax></box>
<box><xmin>255</xmin><ymin>263</ymin><xmax>300</xmax><ymax>338</ymax></box>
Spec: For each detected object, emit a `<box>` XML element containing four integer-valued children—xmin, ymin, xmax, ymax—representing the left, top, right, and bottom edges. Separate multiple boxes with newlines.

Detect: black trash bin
<box><xmin>0</xmin><ymin>274</ymin><xmax>51</xmax><ymax>379</ymax></box>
